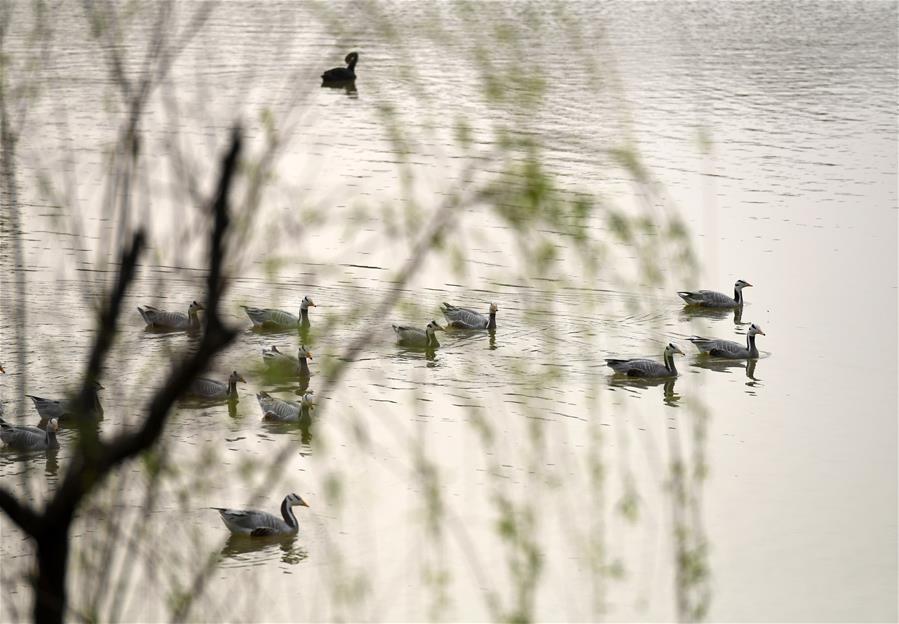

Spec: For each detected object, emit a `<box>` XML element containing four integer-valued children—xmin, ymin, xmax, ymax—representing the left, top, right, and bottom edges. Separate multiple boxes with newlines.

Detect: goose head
<box><xmin>425</xmin><ymin>320</ymin><xmax>445</xmax><ymax>335</ymax></box>
<box><xmin>300</xmin><ymin>296</ymin><xmax>316</xmax><ymax>311</ymax></box>
<box><xmin>189</xmin><ymin>300</ymin><xmax>205</xmax><ymax>314</ymax></box>
<box><xmin>734</xmin><ymin>279</ymin><xmax>752</xmax><ymax>291</ymax></box>
<box><xmin>748</xmin><ymin>323</ymin><xmax>765</xmax><ymax>336</ymax></box>
<box><xmin>298</xmin><ymin>345</ymin><xmax>313</xmax><ymax>361</ymax></box>
<box><xmin>286</xmin><ymin>492</ymin><xmax>310</xmax><ymax>508</ymax></box>
<box><xmin>229</xmin><ymin>371</ymin><xmax>247</xmax><ymax>384</ymax></box>
<box><xmin>301</xmin><ymin>392</ymin><xmax>315</xmax><ymax>410</ymax></box>
<box><xmin>665</xmin><ymin>343</ymin><xmax>684</xmax><ymax>357</ymax></box>
<box><xmin>90</xmin><ymin>380</ymin><xmax>105</xmax><ymax>392</ymax></box>
<box><xmin>489</xmin><ymin>303</ymin><xmax>499</xmax><ymax>313</ymax></box>
<box><xmin>0</xmin><ymin>363</ymin><xmax>5</xmax><ymax>374</ymax></box>
<box><xmin>345</xmin><ymin>51</ymin><xmax>359</xmax><ymax>67</ymax></box>
<box><xmin>47</xmin><ymin>418</ymin><xmax>59</xmax><ymax>433</ymax></box>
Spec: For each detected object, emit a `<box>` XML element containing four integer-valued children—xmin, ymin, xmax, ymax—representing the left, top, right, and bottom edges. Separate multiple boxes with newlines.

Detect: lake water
<box><xmin>1</xmin><ymin>1</ymin><xmax>896</xmax><ymax>621</ymax></box>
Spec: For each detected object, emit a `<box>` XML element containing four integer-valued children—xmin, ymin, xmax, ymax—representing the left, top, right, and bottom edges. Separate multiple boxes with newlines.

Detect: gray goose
<box><xmin>138</xmin><ymin>300</ymin><xmax>204</xmax><ymax>330</ymax></box>
<box><xmin>257</xmin><ymin>391</ymin><xmax>314</xmax><ymax>423</ymax></box>
<box><xmin>606</xmin><ymin>343</ymin><xmax>684</xmax><ymax>379</ymax></box>
<box><xmin>262</xmin><ymin>345</ymin><xmax>312</xmax><ymax>378</ymax></box>
<box><xmin>689</xmin><ymin>323</ymin><xmax>766</xmax><ymax>359</ymax></box>
<box><xmin>242</xmin><ymin>296</ymin><xmax>316</xmax><ymax>329</ymax></box>
<box><xmin>392</xmin><ymin>320</ymin><xmax>444</xmax><ymax>348</ymax></box>
<box><xmin>1</xmin><ymin>417</ymin><xmax>59</xmax><ymax>450</ymax></box>
<box><xmin>213</xmin><ymin>493</ymin><xmax>309</xmax><ymax>536</ymax></box>
<box><xmin>186</xmin><ymin>371</ymin><xmax>245</xmax><ymax>401</ymax></box>
<box><xmin>27</xmin><ymin>381</ymin><xmax>105</xmax><ymax>422</ymax></box>
<box><xmin>441</xmin><ymin>302</ymin><xmax>498</xmax><ymax>330</ymax></box>
<box><xmin>677</xmin><ymin>279</ymin><xmax>752</xmax><ymax>308</ymax></box>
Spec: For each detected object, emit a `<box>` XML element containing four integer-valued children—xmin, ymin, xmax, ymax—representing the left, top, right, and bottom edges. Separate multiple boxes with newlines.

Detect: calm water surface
<box><xmin>1</xmin><ymin>1</ymin><xmax>896</xmax><ymax>621</ymax></box>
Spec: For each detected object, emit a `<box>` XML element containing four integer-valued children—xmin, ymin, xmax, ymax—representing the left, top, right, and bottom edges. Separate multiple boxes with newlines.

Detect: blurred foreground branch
<box><xmin>0</xmin><ymin>127</ymin><xmax>242</xmax><ymax>624</ymax></box>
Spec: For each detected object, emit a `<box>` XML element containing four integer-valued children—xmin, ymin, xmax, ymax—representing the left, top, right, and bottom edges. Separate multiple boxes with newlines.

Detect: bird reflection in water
<box><xmin>679</xmin><ymin>305</ymin><xmax>744</xmax><ymax>326</ymax></box>
<box><xmin>219</xmin><ymin>533</ymin><xmax>308</xmax><ymax>566</ymax></box>
<box><xmin>693</xmin><ymin>357</ymin><xmax>761</xmax><ymax>386</ymax></box>
<box><xmin>488</xmin><ymin>329</ymin><xmax>497</xmax><ymax>351</ymax></box>
<box><xmin>609</xmin><ymin>376</ymin><xmax>681</xmax><ymax>407</ymax></box>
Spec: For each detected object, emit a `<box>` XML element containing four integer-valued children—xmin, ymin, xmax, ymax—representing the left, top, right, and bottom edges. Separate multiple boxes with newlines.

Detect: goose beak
<box><xmin>238</xmin><ymin>375</ymin><xmax>247</xmax><ymax>383</ymax></box>
<box><xmin>0</xmin><ymin>365</ymin><xmax>5</xmax><ymax>374</ymax></box>
<box><xmin>758</xmin><ymin>328</ymin><xmax>766</xmax><ymax>335</ymax></box>
<box><xmin>307</xmin><ymin>351</ymin><xmax>313</xmax><ymax>360</ymax></box>
<box><xmin>744</xmin><ymin>282</ymin><xmax>753</xmax><ymax>288</ymax></box>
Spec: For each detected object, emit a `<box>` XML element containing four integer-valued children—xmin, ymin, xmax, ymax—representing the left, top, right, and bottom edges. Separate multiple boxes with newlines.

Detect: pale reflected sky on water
<box><xmin>1</xmin><ymin>1</ymin><xmax>896</xmax><ymax>621</ymax></box>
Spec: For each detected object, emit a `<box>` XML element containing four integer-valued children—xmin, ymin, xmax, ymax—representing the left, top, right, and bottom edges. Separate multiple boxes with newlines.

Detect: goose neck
<box><xmin>281</xmin><ymin>497</ymin><xmax>298</xmax><ymax>529</ymax></box>
<box><xmin>747</xmin><ymin>333</ymin><xmax>759</xmax><ymax>358</ymax></box>
<box><xmin>734</xmin><ymin>287</ymin><xmax>743</xmax><ymax>305</ymax></box>
<box><xmin>664</xmin><ymin>352</ymin><xmax>678</xmax><ymax>376</ymax></box>
<box><xmin>298</xmin><ymin>357</ymin><xmax>310</xmax><ymax>377</ymax></box>
<box><xmin>227</xmin><ymin>381</ymin><xmax>238</xmax><ymax>398</ymax></box>
<box><xmin>487</xmin><ymin>312</ymin><xmax>497</xmax><ymax>330</ymax></box>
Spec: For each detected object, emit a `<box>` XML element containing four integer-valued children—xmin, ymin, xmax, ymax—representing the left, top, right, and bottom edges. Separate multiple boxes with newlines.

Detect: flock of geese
<box><xmin>1</xmin><ymin>51</ymin><xmax>768</xmax><ymax>538</ymax></box>
<box><xmin>1</xmin><ymin>275</ymin><xmax>764</xmax><ymax>537</ymax></box>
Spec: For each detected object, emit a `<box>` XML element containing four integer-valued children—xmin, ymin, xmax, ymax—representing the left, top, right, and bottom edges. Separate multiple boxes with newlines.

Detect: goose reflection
<box><xmin>219</xmin><ymin>533</ymin><xmax>308</xmax><ymax>566</ymax></box>
<box><xmin>679</xmin><ymin>304</ymin><xmax>743</xmax><ymax>325</ymax></box>
<box><xmin>693</xmin><ymin>357</ymin><xmax>760</xmax><ymax>383</ymax></box>
<box><xmin>609</xmin><ymin>376</ymin><xmax>681</xmax><ymax>406</ymax></box>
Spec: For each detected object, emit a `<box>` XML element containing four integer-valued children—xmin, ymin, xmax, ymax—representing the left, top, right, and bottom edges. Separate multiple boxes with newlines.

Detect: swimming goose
<box><xmin>689</xmin><ymin>323</ymin><xmax>766</xmax><ymax>359</ymax></box>
<box><xmin>262</xmin><ymin>345</ymin><xmax>313</xmax><ymax>377</ymax></box>
<box><xmin>441</xmin><ymin>302</ymin><xmax>498</xmax><ymax>330</ymax></box>
<box><xmin>606</xmin><ymin>343</ymin><xmax>684</xmax><ymax>378</ymax></box>
<box><xmin>321</xmin><ymin>51</ymin><xmax>358</xmax><ymax>83</ymax></box>
<box><xmin>242</xmin><ymin>296</ymin><xmax>316</xmax><ymax>329</ymax></box>
<box><xmin>393</xmin><ymin>320</ymin><xmax>444</xmax><ymax>348</ymax></box>
<box><xmin>678</xmin><ymin>279</ymin><xmax>752</xmax><ymax>308</ymax></box>
<box><xmin>26</xmin><ymin>381</ymin><xmax>105</xmax><ymax>421</ymax></box>
<box><xmin>213</xmin><ymin>493</ymin><xmax>309</xmax><ymax>536</ymax></box>
<box><xmin>186</xmin><ymin>371</ymin><xmax>245</xmax><ymax>401</ymax></box>
<box><xmin>138</xmin><ymin>300</ymin><xmax>204</xmax><ymax>330</ymax></box>
<box><xmin>1</xmin><ymin>417</ymin><xmax>59</xmax><ymax>450</ymax></box>
<box><xmin>258</xmin><ymin>391</ymin><xmax>314</xmax><ymax>423</ymax></box>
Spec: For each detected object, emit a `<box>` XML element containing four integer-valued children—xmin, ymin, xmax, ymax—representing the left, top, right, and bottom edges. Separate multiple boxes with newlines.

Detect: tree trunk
<box><xmin>34</xmin><ymin>525</ymin><xmax>70</xmax><ymax>624</ymax></box>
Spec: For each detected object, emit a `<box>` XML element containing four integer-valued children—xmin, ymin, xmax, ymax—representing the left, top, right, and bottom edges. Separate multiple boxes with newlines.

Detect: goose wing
<box><xmin>0</xmin><ymin>421</ymin><xmax>51</xmax><ymax>450</ymax></box>
<box><xmin>26</xmin><ymin>395</ymin><xmax>67</xmax><ymax>420</ymax></box>
<box><xmin>138</xmin><ymin>306</ymin><xmax>189</xmax><ymax>328</ymax></box>
<box><xmin>605</xmin><ymin>358</ymin><xmax>669</xmax><ymax>378</ymax></box>
<box><xmin>678</xmin><ymin>290</ymin><xmax>736</xmax><ymax>307</ymax></box>
<box><xmin>441</xmin><ymin>303</ymin><xmax>488</xmax><ymax>329</ymax></box>
<box><xmin>393</xmin><ymin>325</ymin><xmax>428</xmax><ymax>346</ymax></box>
<box><xmin>214</xmin><ymin>508</ymin><xmax>288</xmax><ymax>535</ymax></box>
<box><xmin>257</xmin><ymin>394</ymin><xmax>301</xmax><ymax>422</ymax></box>
<box><xmin>188</xmin><ymin>378</ymin><xmax>227</xmax><ymax>399</ymax></box>
<box><xmin>243</xmin><ymin>306</ymin><xmax>298</xmax><ymax>327</ymax></box>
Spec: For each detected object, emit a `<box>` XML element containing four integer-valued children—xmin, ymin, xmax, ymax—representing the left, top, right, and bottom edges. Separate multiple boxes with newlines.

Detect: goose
<box><xmin>213</xmin><ymin>493</ymin><xmax>309</xmax><ymax>536</ymax></box>
<box><xmin>1</xmin><ymin>417</ymin><xmax>59</xmax><ymax>450</ymax></box>
<box><xmin>258</xmin><ymin>391</ymin><xmax>314</xmax><ymax>423</ymax></box>
<box><xmin>138</xmin><ymin>300</ymin><xmax>204</xmax><ymax>330</ymax></box>
<box><xmin>441</xmin><ymin>302</ymin><xmax>498</xmax><ymax>330</ymax></box>
<box><xmin>392</xmin><ymin>320</ymin><xmax>444</xmax><ymax>348</ymax></box>
<box><xmin>606</xmin><ymin>343</ymin><xmax>684</xmax><ymax>379</ymax></box>
<box><xmin>677</xmin><ymin>279</ymin><xmax>752</xmax><ymax>308</ymax></box>
<box><xmin>26</xmin><ymin>380</ymin><xmax>105</xmax><ymax>421</ymax></box>
<box><xmin>262</xmin><ymin>345</ymin><xmax>313</xmax><ymax>377</ymax></box>
<box><xmin>689</xmin><ymin>323</ymin><xmax>766</xmax><ymax>359</ymax></box>
<box><xmin>321</xmin><ymin>51</ymin><xmax>358</xmax><ymax>83</ymax></box>
<box><xmin>242</xmin><ymin>296</ymin><xmax>316</xmax><ymax>329</ymax></box>
<box><xmin>186</xmin><ymin>371</ymin><xmax>245</xmax><ymax>401</ymax></box>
